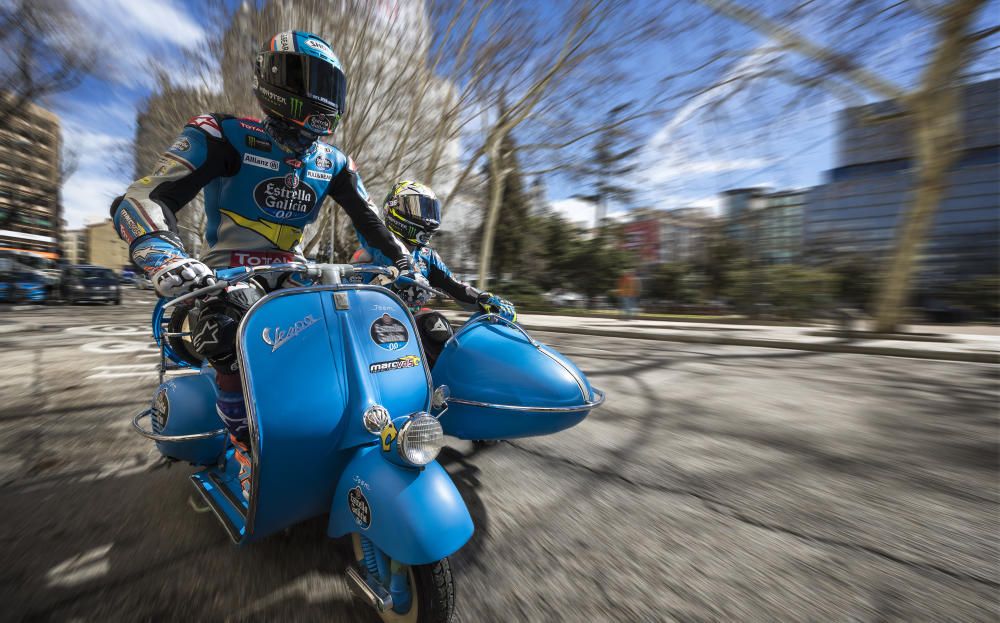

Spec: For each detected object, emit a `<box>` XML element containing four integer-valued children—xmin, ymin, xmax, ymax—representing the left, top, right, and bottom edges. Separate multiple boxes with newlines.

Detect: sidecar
<box><xmin>432</xmin><ymin>315</ymin><xmax>604</xmax><ymax>440</ymax></box>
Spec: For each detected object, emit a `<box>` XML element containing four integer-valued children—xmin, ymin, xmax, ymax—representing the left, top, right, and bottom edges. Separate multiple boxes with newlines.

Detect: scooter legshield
<box><xmin>328</xmin><ymin>445</ymin><xmax>473</xmax><ymax>566</ymax></box>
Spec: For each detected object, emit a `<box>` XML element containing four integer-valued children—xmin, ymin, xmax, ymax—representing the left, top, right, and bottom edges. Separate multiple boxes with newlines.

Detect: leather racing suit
<box><xmin>111</xmin><ymin>112</ymin><xmax>411</xmax><ymax>435</ymax></box>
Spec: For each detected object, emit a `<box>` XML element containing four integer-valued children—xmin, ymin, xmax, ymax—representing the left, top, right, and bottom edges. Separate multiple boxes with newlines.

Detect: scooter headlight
<box><xmin>397</xmin><ymin>413</ymin><xmax>443</xmax><ymax>466</ymax></box>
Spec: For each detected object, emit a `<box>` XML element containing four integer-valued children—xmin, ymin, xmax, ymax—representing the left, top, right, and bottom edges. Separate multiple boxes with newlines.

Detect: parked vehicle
<box><xmin>134</xmin><ymin>273</ymin><xmax>154</xmax><ymax>290</ymax></box>
<box><xmin>58</xmin><ymin>265</ymin><xmax>121</xmax><ymax>304</ymax></box>
<box><xmin>135</xmin><ymin>262</ymin><xmax>603</xmax><ymax>622</ymax></box>
<box><xmin>544</xmin><ymin>288</ymin><xmax>586</xmax><ymax>308</ymax></box>
<box><xmin>120</xmin><ymin>268</ymin><xmax>137</xmax><ymax>284</ymax></box>
<box><xmin>0</xmin><ymin>258</ymin><xmax>49</xmax><ymax>303</ymax></box>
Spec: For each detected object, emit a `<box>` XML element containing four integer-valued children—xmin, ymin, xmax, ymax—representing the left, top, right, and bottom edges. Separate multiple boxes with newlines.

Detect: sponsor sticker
<box><xmin>380</xmin><ymin>422</ymin><xmax>397</xmax><ymax>452</ymax></box>
<box><xmin>243</xmin><ymin>153</ymin><xmax>279</xmax><ymax>171</ymax></box>
<box><xmin>253</xmin><ymin>176</ymin><xmax>317</xmax><ymax>219</ymax></box>
<box><xmin>305</xmin><ymin>115</ymin><xmax>331</xmax><ymax>133</ymax></box>
<box><xmin>306</xmin><ymin>170</ymin><xmax>332</xmax><ymax>182</ymax></box>
<box><xmin>230</xmin><ymin>251</ymin><xmax>295</xmax><ymax>267</ymax></box>
<box><xmin>370</xmin><ymin>314</ymin><xmax>408</xmax><ymax>350</ymax></box>
<box><xmin>244</xmin><ymin>135</ymin><xmax>272</xmax><ymax>152</ymax></box>
<box><xmin>119</xmin><ymin>209</ymin><xmax>146</xmax><ymax>240</ymax></box>
<box><xmin>239</xmin><ymin>120</ymin><xmax>265</xmax><ymax>133</ymax></box>
<box><xmin>348</xmin><ymin>486</ymin><xmax>371</xmax><ymax>529</ymax></box>
<box><xmin>285</xmin><ymin>158</ymin><xmax>302</xmax><ymax>168</ymax></box>
<box><xmin>284</xmin><ymin>173</ymin><xmax>300</xmax><ymax>188</ymax></box>
<box><xmin>304</xmin><ymin>38</ymin><xmax>333</xmax><ymax>55</ymax></box>
<box><xmin>369</xmin><ymin>355</ymin><xmax>421</xmax><ymax>374</ymax></box>
<box><xmin>315</xmin><ymin>155</ymin><xmax>332</xmax><ymax>170</ymax></box>
<box><xmin>170</xmin><ymin>137</ymin><xmax>190</xmax><ymax>152</ymax></box>
<box><xmin>290</xmin><ymin>97</ymin><xmax>304</xmax><ymax>118</ymax></box>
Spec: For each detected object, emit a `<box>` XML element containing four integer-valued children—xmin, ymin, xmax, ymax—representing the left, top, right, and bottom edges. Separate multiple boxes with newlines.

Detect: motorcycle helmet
<box><xmin>253</xmin><ymin>31</ymin><xmax>346</xmax><ymax>136</ymax></box>
<box><xmin>382</xmin><ymin>180</ymin><xmax>442</xmax><ymax>246</ymax></box>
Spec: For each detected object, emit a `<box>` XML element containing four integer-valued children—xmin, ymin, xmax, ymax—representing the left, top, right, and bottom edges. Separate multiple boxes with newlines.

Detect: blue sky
<box><xmin>51</xmin><ymin>0</ymin><xmax>998</xmax><ymax>230</ymax></box>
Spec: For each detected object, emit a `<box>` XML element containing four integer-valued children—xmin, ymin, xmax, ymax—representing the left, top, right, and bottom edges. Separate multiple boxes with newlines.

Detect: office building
<box><xmin>0</xmin><ymin>97</ymin><xmax>62</xmax><ymax>259</ymax></box>
<box><xmin>86</xmin><ymin>220</ymin><xmax>130</xmax><ymax>269</ymax></box>
<box><xmin>806</xmin><ymin>79</ymin><xmax>999</xmax><ymax>291</ymax></box>
<box><xmin>62</xmin><ymin>228</ymin><xmax>87</xmax><ymax>264</ymax></box>
<box><xmin>659</xmin><ymin>207</ymin><xmax>710</xmax><ymax>264</ymax></box>
<box><xmin>751</xmin><ymin>190</ymin><xmax>806</xmax><ymax>264</ymax></box>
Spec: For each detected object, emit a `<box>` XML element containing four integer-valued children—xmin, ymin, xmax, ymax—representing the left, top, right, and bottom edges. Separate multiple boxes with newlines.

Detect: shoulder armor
<box><xmin>185</xmin><ymin>112</ymin><xmax>232</xmax><ymax>140</ymax></box>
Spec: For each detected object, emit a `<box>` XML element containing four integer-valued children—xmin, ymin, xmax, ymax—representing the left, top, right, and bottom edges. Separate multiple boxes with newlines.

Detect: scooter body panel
<box><xmin>327</xmin><ymin>444</ymin><xmax>473</xmax><ymax>565</ymax></box>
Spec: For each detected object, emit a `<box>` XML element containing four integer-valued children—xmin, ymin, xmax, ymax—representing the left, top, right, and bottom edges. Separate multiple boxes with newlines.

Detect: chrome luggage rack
<box><xmin>131</xmin><ymin>409</ymin><xmax>226</xmax><ymax>442</ymax></box>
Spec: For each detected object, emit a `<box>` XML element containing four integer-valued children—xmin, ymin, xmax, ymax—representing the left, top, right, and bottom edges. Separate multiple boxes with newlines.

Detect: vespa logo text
<box><xmin>261</xmin><ymin>314</ymin><xmax>320</xmax><ymax>352</ymax></box>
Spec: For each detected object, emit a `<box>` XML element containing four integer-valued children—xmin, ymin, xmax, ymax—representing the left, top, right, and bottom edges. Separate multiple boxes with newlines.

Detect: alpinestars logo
<box><xmin>187</xmin><ymin>115</ymin><xmax>221</xmax><ymax>138</ymax></box>
<box><xmin>261</xmin><ymin>314</ymin><xmax>320</xmax><ymax>352</ymax></box>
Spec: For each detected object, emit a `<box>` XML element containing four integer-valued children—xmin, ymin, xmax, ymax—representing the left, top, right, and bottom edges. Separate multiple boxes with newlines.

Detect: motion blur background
<box><xmin>0</xmin><ymin>1</ymin><xmax>998</xmax><ymax>621</ymax></box>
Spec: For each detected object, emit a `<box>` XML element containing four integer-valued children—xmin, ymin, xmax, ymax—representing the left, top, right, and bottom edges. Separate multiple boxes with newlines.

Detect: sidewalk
<box><xmin>442</xmin><ymin>312</ymin><xmax>1000</xmax><ymax>364</ymax></box>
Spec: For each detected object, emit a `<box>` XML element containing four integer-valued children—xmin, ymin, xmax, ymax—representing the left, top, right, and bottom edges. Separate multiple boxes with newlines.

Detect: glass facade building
<box><xmin>806</xmin><ymin>79</ymin><xmax>999</xmax><ymax>292</ymax></box>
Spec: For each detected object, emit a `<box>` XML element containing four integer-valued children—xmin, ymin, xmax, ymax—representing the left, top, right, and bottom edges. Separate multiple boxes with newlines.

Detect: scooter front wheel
<box><xmin>351</xmin><ymin>533</ymin><xmax>455</xmax><ymax>623</ymax></box>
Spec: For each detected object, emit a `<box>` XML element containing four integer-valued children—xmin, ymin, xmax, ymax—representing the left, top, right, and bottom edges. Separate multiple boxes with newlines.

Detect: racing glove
<box><xmin>151</xmin><ymin>257</ymin><xmax>214</xmax><ymax>298</ymax></box>
<box><xmin>397</xmin><ymin>271</ymin><xmax>433</xmax><ymax>307</ymax></box>
<box><xmin>477</xmin><ymin>292</ymin><xmax>517</xmax><ymax>322</ymax></box>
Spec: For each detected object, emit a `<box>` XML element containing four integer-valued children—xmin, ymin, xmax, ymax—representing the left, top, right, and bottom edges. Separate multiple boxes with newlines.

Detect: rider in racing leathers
<box><xmin>350</xmin><ymin>180</ymin><xmax>516</xmax><ymax>368</ymax></box>
<box><xmin>110</xmin><ymin>31</ymin><xmax>416</xmax><ymax>495</ymax></box>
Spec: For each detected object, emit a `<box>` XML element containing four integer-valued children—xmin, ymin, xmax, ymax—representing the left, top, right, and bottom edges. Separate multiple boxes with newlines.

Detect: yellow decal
<box><xmin>381</xmin><ymin>422</ymin><xmax>398</xmax><ymax>452</ymax></box>
<box><xmin>220</xmin><ymin>209</ymin><xmax>303</xmax><ymax>250</ymax></box>
<box><xmin>139</xmin><ymin>176</ymin><xmax>152</xmax><ymax>185</ymax></box>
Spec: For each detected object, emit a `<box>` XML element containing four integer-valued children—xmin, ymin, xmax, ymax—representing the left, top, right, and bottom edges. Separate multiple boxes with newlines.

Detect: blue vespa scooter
<box><xmin>132</xmin><ymin>263</ymin><xmax>472</xmax><ymax>622</ymax></box>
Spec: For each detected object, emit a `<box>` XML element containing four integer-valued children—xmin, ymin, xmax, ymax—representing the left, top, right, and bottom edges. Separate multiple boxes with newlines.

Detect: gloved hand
<box><xmin>477</xmin><ymin>292</ymin><xmax>517</xmax><ymax>322</ymax></box>
<box><xmin>396</xmin><ymin>271</ymin><xmax>432</xmax><ymax>307</ymax></box>
<box><xmin>371</xmin><ymin>265</ymin><xmax>399</xmax><ymax>287</ymax></box>
<box><xmin>151</xmin><ymin>257</ymin><xmax>214</xmax><ymax>298</ymax></box>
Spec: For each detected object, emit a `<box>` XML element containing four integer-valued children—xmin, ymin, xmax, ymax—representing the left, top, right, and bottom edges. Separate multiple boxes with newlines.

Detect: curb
<box><xmin>513</xmin><ymin>324</ymin><xmax>1000</xmax><ymax>364</ymax></box>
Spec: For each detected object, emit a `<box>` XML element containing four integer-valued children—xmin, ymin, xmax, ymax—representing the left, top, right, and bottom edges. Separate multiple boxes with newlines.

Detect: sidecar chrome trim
<box><xmin>235</xmin><ymin>283</ymin><xmax>435</xmax><ymax>538</ymax></box>
<box><xmin>131</xmin><ymin>410</ymin><xmax>226</xmax><ymax>442</ymax></box>
<box><xmin>447</xmin><ymin>388</ymin><xmax>605</xmax><ymax>412</ymax></box>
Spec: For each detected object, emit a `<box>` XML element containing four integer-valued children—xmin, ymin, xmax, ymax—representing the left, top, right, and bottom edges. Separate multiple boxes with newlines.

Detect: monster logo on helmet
<box><xmin>253</xmin><ymin>31</ymin><xmax>345</xmax><ymax>136</ymax></box>
<box><xmin>381</xmin><ymin>180</ymin><xmax>443</xmax><ymax>247</ymax></box>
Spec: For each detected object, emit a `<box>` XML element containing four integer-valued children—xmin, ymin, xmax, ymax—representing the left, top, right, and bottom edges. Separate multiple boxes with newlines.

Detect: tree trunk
<box><xmin>873</xmin><ymin>94</ymin><xmax>960</xmax><ymax>332</ymax></box>
<box><xmin>477</xmin><ymin>137</ymin><xmax>505</xmax><ymax>289</ymax></box>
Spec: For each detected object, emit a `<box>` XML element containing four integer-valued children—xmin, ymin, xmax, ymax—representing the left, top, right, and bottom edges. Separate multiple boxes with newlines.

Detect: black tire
<box><xmin>382</xmin><ymin>558</ymin><xmax>454</xmax><ymax>623</ymax></box>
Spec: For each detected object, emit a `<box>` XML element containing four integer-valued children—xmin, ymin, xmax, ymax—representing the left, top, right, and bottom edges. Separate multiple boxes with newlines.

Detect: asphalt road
<box><xmin>0</xmin><ymin>290</ymin><xmax>997</xmax><ymax>622</ymax></box>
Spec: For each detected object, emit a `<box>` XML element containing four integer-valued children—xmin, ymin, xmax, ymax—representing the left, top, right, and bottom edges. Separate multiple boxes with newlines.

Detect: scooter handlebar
<box><xmin>162</xmin><ymin>262</ymin><xmax>400</xmax><ymax>308</ymax></box>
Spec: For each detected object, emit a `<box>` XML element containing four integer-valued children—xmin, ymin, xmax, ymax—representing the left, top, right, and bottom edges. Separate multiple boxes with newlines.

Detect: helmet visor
<box><xmin>397</xmin><ymin>194</ymin><xmax>442</xmax><ymax>229</ymax></box>
<box><xmin>259</xmin><ymin>52</ymin><xmax>346</xmax><ymax>115</ymax></box>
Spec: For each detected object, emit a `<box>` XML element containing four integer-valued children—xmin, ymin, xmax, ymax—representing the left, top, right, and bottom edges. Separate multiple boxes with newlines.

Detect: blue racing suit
<box><xmin>111</xmin><ymin>112</ymin><xmax>411</xmax><ymax>436</ymax></box>
<box><xmin>111</xmin><ymin>113</ymin><xmax>409</xmax><ymax>274</ymax></box>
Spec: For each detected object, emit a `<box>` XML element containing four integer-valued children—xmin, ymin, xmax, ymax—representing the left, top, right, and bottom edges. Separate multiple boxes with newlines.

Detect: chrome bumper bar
<box><xmin>131</xmin><ymin>409</ymin><xmax>226</xmax><ymax>442</ymax></box>
<box><xmin>447</xmin><ymin>388</ymin><xmax>605</xmax><ymax>413</ymax></box>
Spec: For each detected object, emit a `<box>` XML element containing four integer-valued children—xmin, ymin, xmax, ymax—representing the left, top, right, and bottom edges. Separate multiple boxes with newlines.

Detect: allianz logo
<box><xmin>262</xmin><ymin>313</ymin><xmax>320</xmax><ymax>352</ymax></box>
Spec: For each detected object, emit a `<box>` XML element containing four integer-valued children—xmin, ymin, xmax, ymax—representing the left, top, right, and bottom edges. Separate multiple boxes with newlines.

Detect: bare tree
<box><xmin>0</xmin><ymin>0</ymin><xmax>96</xmax><ymax>134</ymax></box>
<box><xmin>675</xmin><ymin>0</ymin><xmax>997</xmax><ymax>331</ymax></box>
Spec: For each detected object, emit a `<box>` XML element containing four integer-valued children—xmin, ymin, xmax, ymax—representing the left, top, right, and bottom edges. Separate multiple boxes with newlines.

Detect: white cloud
<box><xmin>643</xmin><ymin>157</ymin><xmax>771</xmax><ymax>185</ymax></box>
<box><xmin>550</xmin><ymin>198</ymin><xmax>627</xmax><ymax>230</ymax></box>
<box><xmin>70</xmin><ymin>0</ymin><xmax>205</xmax><ymax>49</ymax></box>
<box><xmin>62</xmin><ymin>173</ymin><xmax>131</xmax><ymax>229</ymax></box>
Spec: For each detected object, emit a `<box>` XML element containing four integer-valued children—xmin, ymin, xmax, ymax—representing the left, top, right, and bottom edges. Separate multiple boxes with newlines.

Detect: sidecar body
<box><xmin>432</xmin><ymin>315</ymin><xmax>604</xmax><ymax>440</ymax></box>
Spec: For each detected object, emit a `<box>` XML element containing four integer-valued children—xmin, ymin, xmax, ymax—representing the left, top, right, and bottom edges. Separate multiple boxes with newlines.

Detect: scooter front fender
<box><xmin>328</xmin><ymin>445</ymin><xmax>473</xmax><ymax>565</ymax></box>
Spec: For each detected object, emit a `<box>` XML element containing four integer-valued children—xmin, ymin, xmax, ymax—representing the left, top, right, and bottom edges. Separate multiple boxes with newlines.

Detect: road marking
<box><xmin>227</xmin><ymin>572</ymin><xmax>353</xmax><ymax>621</ymax></box>
<box><xmin>46</xmin><ymin>544</ymin><xmax>113</xmax><ymax>588</ymax></box>
<box><xmin>80</xmin><ymin>340</ymin><xmax>159</xmax><ymax>355</ymax></box>
<box><xmin>66</xmin><ymin>325</ymin><xmax>147</xmax><ymax>337</ymax></box>
<box><xmin>86</xmin><ymin>363</ymin><xmax>159</xmax><ymax>379</ymax></box>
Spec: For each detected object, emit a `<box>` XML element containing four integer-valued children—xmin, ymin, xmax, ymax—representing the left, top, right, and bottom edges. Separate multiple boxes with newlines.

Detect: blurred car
<box><xmin>134</xmin><ymin>273</ymin><xmax>154</xmax><ymax>290</ymax></box>
<box><xmin>58</xmin><ymin>265</ymin><xmax>121</xmax><ymax>305</ymax></box>
<box><xmin>0</xmin><ymin>257</ymin><xmax>49</xmax><ymax>303</ymax></box>
<box><xmin>120</xmin><ymin>268</ymin><xmax>137</xmax><ymax>284</ymax></box>
<box><xmin>544</xmin><ymin>289</ymin><xmax>586</xmax><ymax>308</ymax></box>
